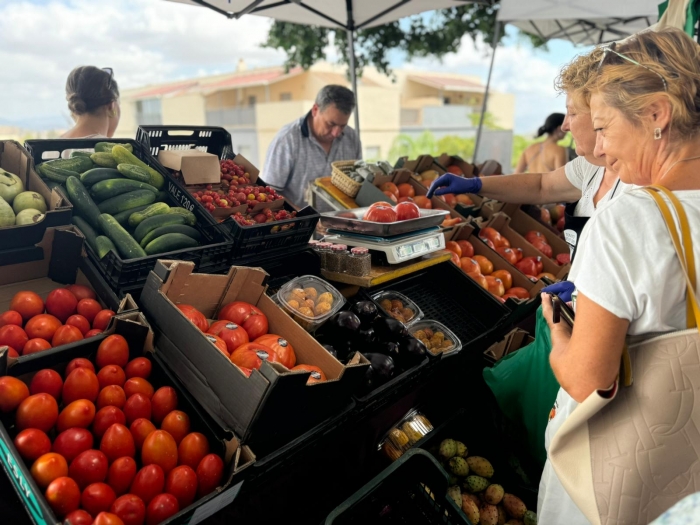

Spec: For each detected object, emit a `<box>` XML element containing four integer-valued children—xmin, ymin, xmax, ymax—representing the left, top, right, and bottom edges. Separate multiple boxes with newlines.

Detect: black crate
<box><xmin>137</xmin><ymin>125</ymin><xmax>235</xmax><ymax>160</ymax></box>
<box><xmin>325</xmin><ymin>448</ymin><xmax>470</xmax><ymax>525</ymax></box>
<box><xmin>24</xmin><ymin>138</ymin><xmax>233</xmax><ymax>293</ymax></box>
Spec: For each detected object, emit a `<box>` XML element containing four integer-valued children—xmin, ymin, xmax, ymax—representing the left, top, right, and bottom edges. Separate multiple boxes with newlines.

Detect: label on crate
<box><xmin>167</xmin><ymin>180</ymin><xmax>196</xmax><ymax>212</ymax></box>
<box><xmin>0</xmin><ymin>438</ymin><xmax>49</xmax><ymax>524</ymax></box>
<box><xmin>189</xmin><ymin>481</ymin><xmax>243</xmax><ymax>525</ymax></box>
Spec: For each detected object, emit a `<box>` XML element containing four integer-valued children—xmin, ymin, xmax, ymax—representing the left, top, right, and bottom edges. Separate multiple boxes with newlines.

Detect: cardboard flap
<box><xmin>158</xmin><ymin>149</ymin><xmax>221</xmax><ymax>185</ymax></box>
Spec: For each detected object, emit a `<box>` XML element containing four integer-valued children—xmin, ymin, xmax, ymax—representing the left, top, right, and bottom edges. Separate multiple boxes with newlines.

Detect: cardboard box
<box><xmin>0</xmin><ymin>314</ymin><xmax>254</xmax><ymax>525</ymax></box>
<box><xmin>140</xmin><ymin>260</ymin><xmax>369</xmax><ymax>452</ymax></box>
<box><xmin>0</xmin><ymin>141</ymin><xmax>72</xmax><ymax>251</ymax></box>
<box><xmin>483</xmin><ymin>328</ymin><xmax>533</xmax><ymax>363</ymax></box>
<box><xmin>158</xmin><ymin>149</ymin><xmax>221</xmax><ymax>185</ymax></box>
<box><xmin>508</xmin><ymin>208</ymin><xmax>569</xmax><ymax>263</ymax></box>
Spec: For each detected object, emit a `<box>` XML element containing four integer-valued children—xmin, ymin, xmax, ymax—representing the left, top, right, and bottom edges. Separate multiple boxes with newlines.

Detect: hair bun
<box><xmin>67</xmin><ymin>93</ymin><xmax>87</xmax><ymax>115</ymax></box>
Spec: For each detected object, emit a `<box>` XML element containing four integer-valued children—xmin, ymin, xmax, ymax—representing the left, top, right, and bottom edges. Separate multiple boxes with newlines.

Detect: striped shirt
<box><xmin>262</xmin><ymin>111</ymin><xmax>362</xmax><ymax>208</ymax></box>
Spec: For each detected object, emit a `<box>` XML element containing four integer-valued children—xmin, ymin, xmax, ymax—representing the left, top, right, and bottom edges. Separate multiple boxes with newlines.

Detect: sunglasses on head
<box><xmin>597</xmin><ymin>42</ymin><xmax>669</xmax><ymax>91</ymax></box>
<box><xmin>102</xmin><ymin>67</ymin><xmax>114</xmax><ymax>88</ymax></box>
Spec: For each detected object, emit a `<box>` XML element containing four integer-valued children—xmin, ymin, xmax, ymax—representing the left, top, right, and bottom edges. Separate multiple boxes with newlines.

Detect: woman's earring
<box><xmin>654</xmin><ymin>127</ymin><xmax>662</xmax><ymax>140</ymax></box>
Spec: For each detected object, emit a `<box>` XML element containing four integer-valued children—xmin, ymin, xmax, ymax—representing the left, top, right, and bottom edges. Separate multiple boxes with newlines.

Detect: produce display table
<box><xmin>312</xmin><ymin>177</ymin><xmax>358</xmax><ymax>210</ymax></box>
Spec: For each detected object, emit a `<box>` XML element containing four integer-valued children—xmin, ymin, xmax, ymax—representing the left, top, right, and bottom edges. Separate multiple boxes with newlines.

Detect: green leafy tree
<box><xmin>468</xmin><ymin>111</ymin><xmax>502</xmax><ymax>131</ymax></box>
<box><xmin>388</xmin><ymin>132</ymin><xmax>476</xmax><ymax>162</ymax></box>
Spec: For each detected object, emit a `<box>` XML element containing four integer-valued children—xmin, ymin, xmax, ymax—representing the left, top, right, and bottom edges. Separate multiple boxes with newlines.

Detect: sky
<box><xmin>0</xmin><ymin>0</ymin><xmax>594</xmax><ymax>134</ymax></box>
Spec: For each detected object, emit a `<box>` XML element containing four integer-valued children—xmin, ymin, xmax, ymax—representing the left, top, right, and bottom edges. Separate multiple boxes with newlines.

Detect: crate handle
<box><xmin>165</xmin><ymin>130</ymin><xmax>197</xmax><ymax>137</ymax></box>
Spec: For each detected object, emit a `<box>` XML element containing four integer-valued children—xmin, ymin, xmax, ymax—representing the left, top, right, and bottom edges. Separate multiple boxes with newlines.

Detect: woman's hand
<box><xmin>541</xmin><ymin>293</ymin><xmax>572</xmax><ymax>344</ymax></box>
<box><xmin>427</xmin><ymin>174</ymin><xmax>482</xmax><ymax>197</ymax></box>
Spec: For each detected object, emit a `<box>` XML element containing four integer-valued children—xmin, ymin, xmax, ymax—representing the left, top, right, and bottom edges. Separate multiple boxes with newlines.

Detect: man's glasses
<box><xmin>597</xmin><ymin>42</ymin><xmax>669</xmax><ymax>91</ymax></box>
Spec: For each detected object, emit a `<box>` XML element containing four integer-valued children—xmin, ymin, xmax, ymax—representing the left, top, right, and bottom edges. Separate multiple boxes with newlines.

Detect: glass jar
<box><xmin>325</xmin><ymin>244</ymin><xmax>348</xmax><ymax>273</ymax></box>
<box><xmin>346</xmin><ymin>247</ymin><xmax>371</xmax><ymax>277</ymax></box>
<box><xmin>314</xmin><ymin>242</ymin><xmax>333</xmax><ymax>268</ymax></box>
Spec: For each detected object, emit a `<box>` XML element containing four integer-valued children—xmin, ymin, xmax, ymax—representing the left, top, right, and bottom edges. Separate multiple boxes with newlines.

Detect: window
<box><xmin>364</xmin><ymin>146</ymin><xmax>381</xmax><ymax>161</ymax></box>
<box><xmin>280</xmin><ymin>92</ymin><xmax>292</xmax><ymax>101</ymax></box>
<box><xmin>135</xmin><ymin>98</ymin><xmax>162</xmax><ymax>125</ymax></box>
<box><xmin>248</xmin><ymin>95</ymin><xmax>257</xmax><ymax>106</ymax></box>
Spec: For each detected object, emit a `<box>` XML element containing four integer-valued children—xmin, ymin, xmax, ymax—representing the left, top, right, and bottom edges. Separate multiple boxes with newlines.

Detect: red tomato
<box><xmin>96</xmin><ymin>335</ymin><xmax>130</xmax><ymax>369</ymax></box>
<box><xmin>485</xmin><ymin>276</ymin><xmax>505</xmax><ymax>297</ymax></box>
<box><xmin>397</xmin><ymin>196</ymin><xmax>414</xmax><ymax>203</ymax></box>
<box><xmin>107</xmin><ymin>457</ymin><xmax>137</xmax><ymax>496</ymax></box>
<box><xmin>6</xmin><ymin>346</ymin><xmax>18</xmax><ymax>358</ymax></box>
<box><xmin>0</xmin><ymin>376</ymin><xmax>29</xmax><ymax>412</ymax></box>
<box><xmin>52</xmin><ymin>325</ymin><xmax>83</xmax><ymax>347</ymax></box>
<box><xmin>496</xmin><ymin>246</ymin><xmax>518</xmax><ymax>265</ymax></box>
<box><xmin>23</xmin><ymin>338</ymin><xmax>52</xmax><ymax>355</ymax></box>
<box><xmin>146</xmin><ymin>493</ymin><xmax>179</xmax><ymax>525</ymax></box>
<box><xmin>229</xmin><ymin>342</ymin><xmax>280</xmax><ymax>371</ymax></box>
<box><xmin>142</xmin><ymin>430</ymin><xmax>178</xmax><ymax>475</ymax></box>
<box><xmin>150</xmin><ymin>386</ymin><xmax>178</xmax><ymax>425</ymax></box>
<box><xmin>492</xmin><ymin>270</ymin><xmax>513</xmax><ymax>291</ymax></box>
<box><xmin>130</xmin><ymin>464</ymin><xmax>165</xmax><ymax>505</ymax></box>
<box><xmin>65</xmin><ymin>357</ymin><xmax>95</xmax><ymax>376</ymax></box>
<box><xmin>393</xmin><ymin>201</ymin><xmax>421</xmax><ymax>221</ymax></box>
<box><xmin>0</xmin><ymin>324</ymin><xmax>28</xmax><ymax>353</ymax></box>
<box><xmin>456</xmin><ymin>240</ymin><xmax>474</xmax><ymax>258</ymax></box>
<box><xmin>31</xmin><ymin>452</ymin><xmax>68</xmax><ymax>488</ymax></box>
<box><xmin>86</xmin><ymin>328</ymin><xmax>104</xmax><ymax>338</ymax></box>
<box><xmin>525</xmin><ymin>230</ymin><xmax>545</xmax><ymax>244</ymax></box>
<box><xmin>291</xmin><ymin>364</ymin><xmax>327</xmax><ymax>385</ymax></box>
<box><xmin>111</xmin><ymin>494</ymin><xmax>146</xmax><ymax>525</ymax></box>
<box><xmin>29</xmin><ymin>368</ymin><xmax>63</xmax><ymax>399</ymax></box>
<box><xmin>196</xmin><ymin>454</ymin><xmax>224</xmax><ymax>498</ymax></box>
<box><xmin>177</xmin><ymin>432</ymin><xmax>210</xmax><ymax>471</ymax></box>
<box><xmin>161</xmin><ymin>411</ymin><xmax>190</xmax><ymax>446</ymax></box>
<box><xmin>52</xmin><ymin>428</ymin><xmax>94</xmax><ymax>463</ymax></box>
<box><xmin>537</xmin><ymin>272</ymin><xmax>558</xmax><ymax>281</ymax></box>
<box><xmin>130</xmin><ymin>418</ymin><xmax>157</xmax><ymax>450</ymax></box>
<box><xmin>65</xmin><ymin>284</ymin><xmax>96</xmax><ymax>302</ymax></box>
<box><xmin>64</xmin><ymin>509</ymin><xmax>94</xmax><ymax>525</ymax></box>
<box><xmin>254</xmin><ymin>334</ymin><xmax>296</xmax><ymax>369</ymax></box>
<box><xmin>98</xmin><ymin>365</ymin><xmax>126</xmax><ymax>389</ymax></box>
<box><xmin>124</xmin><ymin>377</ymin><xmax>154</xmax><ymax>399</ymax></box>
<box><xmin>556</xmin><ymin>253</ymin><xmax>571</xmax><ymax>265</ymax></box>
<box><xmin>204</xmin><ymin>333</ymin><xmax>228</xmax><ymax>356</ymax></box>
<box><xmin>57</xmin><ymin>399</ymin><xmax>96</xmax><ymax>433</ymax></box>
<box><xmin>77</xmin><ymin>298</ymin><xmax>102</xmax><ymax>324</ymax></box>
<box><xmin>532</xmin><ymin>238</ymin><xmax>553</xmax><ymax>258</ymax></box>
<box><xmin>176</xmin><ymin>304</ymin><xmax>208</xmax><ymax>332</ymax></box>
<box><xmin>445</xmin><ymin>240</ymin><xmax>462</xmax><ymax>258</ymax></box>
<box><xmin>506</xmin><ymin>287</ymin><xmax>531</xmax><ymax>300</ymax></box>
<box><xmin>16</xmin><ymin>393</ymin><xmax>58</xmax><ymax>432</ymax></box>
<box><xmin>66</xmin><ymin>314</ymin><xmax>91</xmax><ymax>336</ymax></box>
<box><xmin>93</xmin><ymin>310</ymin><xmax>116</xmax><ymax>331</ymax></box>
<box><xmin>382</xmin><ymin>190</ymin><xmax>398</xmax><ymax>203</ymax></box>
<box><xmin>93</xmin><ymin>406</ymin><xmax>127</xmax><ymax>439</ymax></box>
<box><xmin>413</xmin><ymin>196</ymin><xmax>432</xmax><ymax>209</ymax></box>
<box><xmin>363</xmin><ymin>204</ymin><xmax>397</xmax><ymax>223</ymax></box>
<box><xmin>166</xmin><ymin>465</ymin><xmax>198</xmax><ymax>509</ymax></box>
<box><xmin>63</xmin><ymin>367</ymin><xmax>99</xmax><ymax>404</ymax></box>
<box><xmin>97</xmin><ymin>385</ymin><xmax>127</xmax><ymax>410</ymax></box>
<box><xmin>380</xmin><ymin>182</ymin><xmax>399</xmax><ymax>197</ymax></box>
<box><xmin>449</xmin><ymin>251</ymin><xmax>461</xmax><ymax>267</ymax></box>
<box><xmin>69</xmin><ymin>449</ymin><xmax>109</xmax><ymax>489</ymax></box>
<box><xmin>14</xmin><ymin>428</ymin><xmax>51</xmax><ymax>462</ymax></box>
<box><xmin>217</xmin><ymin>302</ymin><xmax>268</xmax><ymax>340</ymax></box>
<box><xmin>10</xmin><ymin>291</ymin><xmax>44</xmax><ymax>322</ymax></box>
<box><xmin>479</xmin><ymin>227</ymin><xmax>503</xmax><ymax>245</ymax></box>
<box><xmin>0</xmin><ymin>310</ymin><xmax>22</xmax><ymax>328</ymax></box>
<box><xmin>516</xmin><ymin>256</ymin><xmax>543</xmax><ymax>276</ymax></box>
<box><xmin>93</xmin><ymin>512</ymin><xmax>126</xmax><ymax>525</ymax></box>
<box><xmin>82</xmin><ymin>482</ymin><xmax>117</xmax><ymax>517</ymax></box>
<box><xmin>124</xmin><ymin>357</ymin><xmax>152</xmax><ymax>380</ymax></box>
<box><xmin>460</xmin><ymin>258</ymin><xmax>481</xmax><ymax>276</ymax></box>
<box><xmin>397</xmin><ymin>183</ymin><xmax>415</xmax><ymax>198</ymax></box>
<box><xmin>208</xmin><ymin>321</ymin><xmax>249</xmax><ymax>355</ymax></box>
<box><xmin>511</xmin><ymin>247</ymin><xmax>524</xmax><ymax>262</ymax></box>
<box><xmin>45</xmin><ymin>476</ymin><xmax>81</xmax><ymax>518</ymax></box>
<box><xmin>123</xmin><ymin>393</ymin><xmax>151</xmax><ymax>426</ymax></box>
<box><xmin>45</xmin><ymin>288</ymin><xmax>78</xmax><ymax>323</ymax></box>
<box><xmin>101</xmin><ymin>423</ymin><xmax>136</xmax><ymax>462</ymax></box>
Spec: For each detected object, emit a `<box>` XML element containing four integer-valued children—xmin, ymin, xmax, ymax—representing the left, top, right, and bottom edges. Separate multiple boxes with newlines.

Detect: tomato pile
<box><xmin>177</xmin><ymin>302</ymin><xmax>326</xmax><ymax>385</ymax></box>
<box><xmin>218</xmin><ymin>159</ymin><xmax>250</xmax><ymax>187</ymax></box>
<box><xmin>0</xmin><ymin>285</ymin><xmax>115</xmax><ymax>358</ymax></box>
<box><xmin>377</xmin><ymin>181</ymin><xmax>468</xmax><ymax>228</ymax></box>
<box><xmin>0</xmin><ymin>335</ymin><xmax>225</xmax><ymax>525</ymax></box>
<box><xmin>231</xmin><ymin>207</ymin><xmax>297</xmax><ymax>227</ymax></box>
<box><xmin>192</xmin><ymin>184</ymin><xmax>283</xmax><ymax>213</ymax></box>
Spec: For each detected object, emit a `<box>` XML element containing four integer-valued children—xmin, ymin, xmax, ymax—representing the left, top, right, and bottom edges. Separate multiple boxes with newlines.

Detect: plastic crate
<box><xmin>137</xmin><ymin>125</ymin><xmax>235</xmax><ymax>160</ymax></box>
<box><xmin>24</xmin><ymin>138</ymin><xmax>233</xmax><ymax>293</ymax></box>
<box><xmin>325</xmin><ymin>448</ymin><xmax>470</xmax><ymax>525</ymax></box>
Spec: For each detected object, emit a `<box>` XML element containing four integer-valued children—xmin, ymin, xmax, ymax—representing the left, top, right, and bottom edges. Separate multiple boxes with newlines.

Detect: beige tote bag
<box><xmin>548</xmin><ymin>185</ymin><xmax>700</xmax><ymax>525</ymax></box>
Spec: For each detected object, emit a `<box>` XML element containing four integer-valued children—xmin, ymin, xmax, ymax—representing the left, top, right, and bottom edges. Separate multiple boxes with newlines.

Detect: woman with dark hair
<box><xmin>61</xmin><ymin>66</ymin><xmax>120</xmax><ymax>139</ymax></box>
<box><xmin>514</xmin><ymin>112</ymin><xmax>567</xmax><ymax>173</ymax></box>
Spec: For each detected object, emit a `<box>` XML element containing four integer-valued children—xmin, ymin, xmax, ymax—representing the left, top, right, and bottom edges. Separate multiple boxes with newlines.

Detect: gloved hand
<box><xmin>426</xmin><ymin>174</ymin><xmax>482</xmax><ymax>198</ymax></box>
<box><xmin>541</xmin><ymin>281</ymin><xmax>575</xmax><ymax>302</ymax></box>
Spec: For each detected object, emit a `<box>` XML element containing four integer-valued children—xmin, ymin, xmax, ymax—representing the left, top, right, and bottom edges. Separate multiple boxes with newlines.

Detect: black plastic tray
<box><xmin>24</xmin><ymin>138</ymin><xmax>233</xmax><ymax>295</ymax></box>
<box><xmin>137</xmin><ymin>125</ymin><xmax>235</xmax><ymax>160</ymax></box>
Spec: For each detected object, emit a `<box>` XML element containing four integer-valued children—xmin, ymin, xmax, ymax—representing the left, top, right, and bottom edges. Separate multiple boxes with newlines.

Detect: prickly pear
<box><xmin>502</xmin><ymin>494</ymin><xmax>527</xmax><ymax>519</ymax></box>
<box><xmin>464</xmin><ymin>493</ymin><xmax>480</xmax><ymax>506</ymax></box>
<box><xmin>497</xmin><ymin>505</ymin><xmax>507</xmax><ymax>525</ymax></box>
<box><xmin>449</xmin><ymin>456</ymin><xmax>470</xmax><ymax>477</ymax></box>
<box><xmin>439</xmin><ymin>438</ymin><xmax>457</xmax><ymax>460</ymax></box>
<box><xmin>447</xmin><ymin>485</ymin><xmax>462</xmax><ymax>507</ymax></box>
<box><xmin>455</xmin><ymin>440</ymin><xmax>468</xmax><ymax>457</ymax></box>
<box><xmin>467</xmin><ymin>456</ymin><xmax>494</xmax><ymax>478</ymax></box>
<box><xmin>484</xmin><ymin>484</ymin><xmax>504</xmax><ymax>505</ymax></box>
<box><xmin>479</xmin><ymin>503</ymin><xmax>498</xmax><ymax>525</ymax></box>
<box><xmin>523</xmin><ymin>510</ymin><xmax>537</xmax><ymax>525</ymax></box>
<box><xmin>464</xmin><ymin>475</ymin><xmax>489</xmax><ymax>493</ymax></box>
<box><xmin>461</xmin><ymin>496</ymin><xmax>480</xmax><ymax>524</ymax></box>
<box><xmin>505</xmin><ymin>520</ymin><xmax>524</xmax><ymax>525</ymax></box>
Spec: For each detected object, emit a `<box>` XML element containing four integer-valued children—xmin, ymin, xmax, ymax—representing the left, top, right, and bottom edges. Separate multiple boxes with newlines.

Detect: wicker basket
<box><xmin>331</xmin><ymin>160</ymin><xmax>362</xmax><ymax>198</ymax></box>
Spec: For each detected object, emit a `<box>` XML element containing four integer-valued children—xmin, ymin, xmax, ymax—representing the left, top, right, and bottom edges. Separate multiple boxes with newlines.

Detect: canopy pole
<box><xmin>474</xmin><ymin>20</ymin><xmax>501</xmax><ymax>164</ymax></box>
<box><xmin>346</xmin><ymin>0</ymin><xmax>361</xmax><ymax>139</ymax></box>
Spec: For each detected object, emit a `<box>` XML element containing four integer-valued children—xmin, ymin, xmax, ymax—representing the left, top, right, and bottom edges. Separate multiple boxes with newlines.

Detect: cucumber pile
<box><xmin>37</xmin><ymin>142</ymin><xmax>200</xmax><ymax>260</ymax></box>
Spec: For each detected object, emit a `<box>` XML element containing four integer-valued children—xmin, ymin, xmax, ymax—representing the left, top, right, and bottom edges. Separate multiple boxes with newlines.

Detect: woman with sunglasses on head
<box><xmin>538</xmin><ymin>28</ymin><xmax>700</xmax><ymax>524</ymax></box>
<box><xmin>61</xmin><ymin>66</ymin><xmax>120</xmax><ymax>139</ymax></box>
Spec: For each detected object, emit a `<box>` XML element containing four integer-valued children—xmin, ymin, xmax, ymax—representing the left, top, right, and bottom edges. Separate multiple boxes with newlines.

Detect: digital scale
<box><xmin>324</xmin><ymin>227</ymin><xmax>445</xmax><ymax>265</ymax></box>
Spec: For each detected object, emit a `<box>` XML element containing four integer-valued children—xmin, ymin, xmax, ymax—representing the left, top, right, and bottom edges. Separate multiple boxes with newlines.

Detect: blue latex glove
<box><xmin>426</xmin><ymin>174</ymin><xmax>482</xmax><ymax>198</ymax></box>
<box><xmin>541</xmin><ymin>281</ymin><xmax>575</xmax><ymax>302</ymax></box>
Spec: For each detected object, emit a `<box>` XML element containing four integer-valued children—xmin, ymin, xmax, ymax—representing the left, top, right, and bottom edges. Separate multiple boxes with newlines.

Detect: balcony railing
<box><xmin>206</xmin><ymin>106</ymin><xmax>256</xmax><ymax>127</ymax></box>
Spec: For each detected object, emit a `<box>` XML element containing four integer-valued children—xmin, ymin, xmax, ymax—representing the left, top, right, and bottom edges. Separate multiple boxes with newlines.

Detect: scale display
<box><xmin>324</xmin><ymin>228</ymin><xmax>445</xmax><ymax>265</ymax></box>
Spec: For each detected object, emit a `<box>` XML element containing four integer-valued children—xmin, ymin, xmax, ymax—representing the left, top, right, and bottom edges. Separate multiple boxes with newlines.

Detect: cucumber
<box><xmin>117</xmin><ymin>163</ymin><xmax>152</xmax><ymax>183</ymax></box>
<box><xmin>40</xmin><ymin>156</ymin><xmax>93</xmax><ymax>174</ymax></box>
<box><xmin>144</xmin><ymin>233</ymin><xmax>199</xmax><ymax>255</ymax></box>
<box><xmin>98</xmin><ymin>214</ymin><xmax>146</xmax><ymax>260</ymax></box>
<box><xmin>140</xmin><ymin>224</ymin><xmax>202</xmax><ymax>248</ymax></box>
<box><xmin>71</xmin><ymin>216</ymin><xmax>99</xmax><ymax>251</ymax></box>
<box><xmin>112</xmin><ymin>146</ymin><xmax>164</xmax><ymax>189</ymax></box>
<box><xmin>168</xmin><ymin>207</ymin><xmax>197</xmax><ymax>226</ymax></box>
<box><xmin>155</xmin><ymin>191</ymin><xmax>168</xmax><ymax>202</ymax></box>
<box><xmin>81</xmin><ymin>168</ymin><xmax>123</xmax><ymax>187</ymax></box>
<box><xmin>42</xmin><ymin>165</ymin><xmax>80</xmax><ymax>184</ymax></box>
<box><xmin>95</xmin><ymin>235</ymin><xmax>117</xmax><ymax>259</ymax></box>
<box><xmin>65</xmin><ymin>176</ymin><xmax>102</xmax><ymax>228</ymax></box>
<box><xmin>128</xmin><ymin>202</ymin><xmax>171</xmax><ymax>227</ymax></box>
<box><xmin>112</xmin><ymin>204</ymin><xmax>151</xmax><ymax>227</ymax></box>
<box><xmin>90</xmin><ymin>152</ymin><xmax>118</xmax><ymax>168</ymax></box>
<box><xmin>97</xmin><ymin>190</ymin><xmax>156</xmax><ymax>215</ymax></box>
<box><xmin>91</xmin><ymin>179</ymin><xmax>158</xmax><ymax>202</ymax></box>
<box><xmin>134</xmin><ymin>214</ymin><xmax>186</xmax><ymax>243</ymax></box>
<box><xmin>70</xmin><ymin>151</ymin><xmax>94</xmax><ymax>159</ymax></box>
<box><xmin>95</xmin><ymin>142</ymin><xmax>133</xmax><ymax>154</ymax></box>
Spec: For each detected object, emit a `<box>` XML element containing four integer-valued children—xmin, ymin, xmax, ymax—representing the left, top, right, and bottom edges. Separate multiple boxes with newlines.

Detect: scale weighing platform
<box><xmin>324</xmin><ymin>227</ymin><xmax>445</xmax><ymax>265</ymax></box>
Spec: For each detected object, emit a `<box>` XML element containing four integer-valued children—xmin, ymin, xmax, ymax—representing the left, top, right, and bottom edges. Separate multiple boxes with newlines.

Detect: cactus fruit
<box><xmin>439</xmin><ymin>439</ymin><xmax>458</xmax><ymax>460</ymax></box>
<box><xmin>447</xmin><ymin>485</ymin><xmax>462</xmax><ymax>507</ymax></box>
<box><xmin>461</xmin><ymin>496</ymin><xmax>480</xmax><ymax>524</ymax></box>
<box><xmin>467</xmin><ymin>456</ymin><xmax>494</xmax><ymax>478</ymax></box>
<box><xmin>464</xmin><ymin>475</ymin><xmax>490</xmax><ymax>493</ymax></box>
<box><xmin>455</xmin><ymin>440</ymin><xmax>468</xmax><ymax>457</ymax></box>
<box><xmin>502</xmin><ymin>494</ymin><xmax>527</xmax><ymax>519</ymax></box>
<box><xmin>523</xmin><ymin>511</ymin><xmax>537</xmax><ymax>525</ymax></box>
<box><xmin>484</xmin><ymin>484</ymin><xmax>505</xmax><ymax>505</ymax></box>
<box><xmin>448</xmin><ymin>474</ymin><xmax>460</xmax><ymax>486</ymax></box>
<box><xmin>449</xmin><ymin>457</ymin><xmax>470</xmax><ymax>477</ymax></box>
<box><xmin>505</xmin><ymin>521</ymin><xmax>524</xmax><ymax>525</ymax></box>
<box><xmin>464</xmin><ymin>493</ymin><xmax>480</xmax><ymax>506</ymax></box>
<box><xmin>479</xmin><ymin>503</ymin><xmax>498</xmax><ymax>525</ymax></box>
<box><xmin>497</xmin><ymin>505</ymin><xmax>507</xmax><ymax>525</ymax></box>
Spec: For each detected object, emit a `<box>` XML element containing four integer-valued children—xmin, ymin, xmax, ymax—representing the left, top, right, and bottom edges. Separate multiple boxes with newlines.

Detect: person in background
<box><xmin>263</xmin><ymin>85</ymin><xmax>362</xmax><ymax>209</ymax></box>
<box><xmin>515</xmin><ymin>113</ymin><xmax>568</xmax><ymax>173</ymax></box>
<box><xmin>61</xmin><ymin>66</ymin><xmax>120</xmax><ymax>139</ymax></box>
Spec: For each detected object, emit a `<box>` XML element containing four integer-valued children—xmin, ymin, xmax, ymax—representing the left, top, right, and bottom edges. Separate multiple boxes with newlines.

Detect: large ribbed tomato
<box><xmin>229</xmin><ymin>342</ymin><xmax>280</xmax><ymax>371</ymax></box>
<box><xmin>176</xmin><ymin>305</ymin><xmax>208</xmax><ymax>332</ymax></box>
<box><xmin>208</xmin><ymin>321</ymin><xmax>249</xmax><ymax>354</ymax></box>
<box><xmin>217</xmin><ymin>302</ymin><xmax>268</xmax><ymax>339</ymax></box>
<box><xmin>254</xmin><ymin>334</ymin><xmax>296</xmax><ymax>369</ymax></box>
